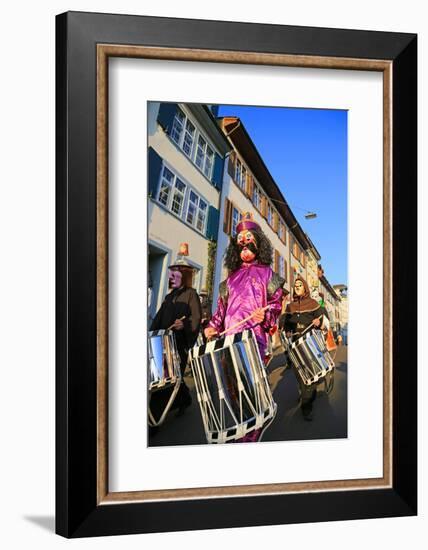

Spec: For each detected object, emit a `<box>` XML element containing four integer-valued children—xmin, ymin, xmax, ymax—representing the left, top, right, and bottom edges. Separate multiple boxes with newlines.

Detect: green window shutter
<box><xmin>157</xmin><ymin>103</ymin><xmax>178</xmax><ymax>133</ymax></box>
<box><xmin>206</xmin><ymin>206</ymin><xmax>220</xmax><ymax>240</ymax></box>
<box><xmin>211</xmin><ymin>153</ymin><xmax>224</xmax><ymax>189</ymax></box>
<box><xmin>148</xmin><ymin>147</ymin><xmax>163</xmax><ymax>199</ymax></box>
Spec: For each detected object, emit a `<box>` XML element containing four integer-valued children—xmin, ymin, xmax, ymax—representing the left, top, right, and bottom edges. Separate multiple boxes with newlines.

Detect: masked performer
<box><xmin>205</xmin><ymin>213</ymin><xmax>285</xmax><ymax>357</ymax></box>
<box><xmin>204</xmin><ymin>213</ymin><xmax>285</xmax><ymax>442</ymax></box>
<box><xmin>278</xmin><ymin>276</ymin><xmax>327</xmax><ymax>421</ymax></box>
<box><xmin>150</xmin><ymin>258</ymin><xmax>202</xmax><ymax>423</ymax></box>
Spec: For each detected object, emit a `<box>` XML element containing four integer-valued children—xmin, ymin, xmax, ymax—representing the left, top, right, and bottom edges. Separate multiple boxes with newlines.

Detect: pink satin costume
<box><xmin>208</xmin><ymin>263</ymin><xmax>283</xmax><ymax>358</ymax></box>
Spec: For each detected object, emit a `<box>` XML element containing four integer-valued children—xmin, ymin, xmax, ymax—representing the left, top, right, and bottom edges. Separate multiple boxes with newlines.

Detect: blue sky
<box><xmin>218</xmin><ymin>105</ymin><xmax>348</xmax><ymax>286</ymax></box>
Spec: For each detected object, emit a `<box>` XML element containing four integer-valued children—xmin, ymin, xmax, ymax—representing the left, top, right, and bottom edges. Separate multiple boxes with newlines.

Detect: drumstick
<box><xmin>167</xmin><ymin>316</ymin><xmax>186</xmax><ymax>331</ymax></box>
<box><xmin>218</xmin><ymin>306</ymin><xmax>271</xmax><ymax>337</ymax></box>
<box><xmin>290</xmin><ymin>316</ymin><xmax>323</xmax><ymax>337</ymax></box>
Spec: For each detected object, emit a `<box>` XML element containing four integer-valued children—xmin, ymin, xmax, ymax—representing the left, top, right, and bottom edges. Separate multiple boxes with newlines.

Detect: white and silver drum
<box><xmin>148</xmin><ymin>329</ymin><xmax>182</xmax><ymax>426</ymax></box>
<box><xmin>283</xmin><ymin>328</ymin><xmax>335</xmax><ymax>386</ymax></box>
<box><xmin>189</xmin><ymin>330</ymin><xmax>277</xmax><ymax>444</ymax></box>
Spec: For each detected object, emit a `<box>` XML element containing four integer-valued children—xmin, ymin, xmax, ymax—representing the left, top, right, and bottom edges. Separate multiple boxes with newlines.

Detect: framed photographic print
<box><xmin>56</xmin><ymin>11</ymin><xmax>417</xmax><ymax>538</ymax></box>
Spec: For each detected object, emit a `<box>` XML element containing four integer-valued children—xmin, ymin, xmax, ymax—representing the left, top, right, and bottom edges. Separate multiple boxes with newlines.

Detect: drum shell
<box><xmin>147</xmin><ymin>330</ymin><xmax>182</xmax><ymax>427</ymax></box>
<box><xmin>148</xmin><ymin>330</ymin><xmax>181</xmax><ymax>391</ymax></box>
<box><xmin>285</xmin><ymin>328</ymin><xmax>335</xmax><ymax>386</ymax></box>
<box><xmin>189</xmin><ymin>330</ymin><xmax>276</xmax><ymax>444</ymax></box>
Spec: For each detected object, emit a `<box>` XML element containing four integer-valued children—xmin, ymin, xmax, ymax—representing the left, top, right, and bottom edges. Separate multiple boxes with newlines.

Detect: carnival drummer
<box><xmin>278</xmin><ymin>275</ymin><xmax>327</xmax><ymax>421</ymax></box>
<box><xmin>204</xmin><ymin>212</ymin><xmax>285</xmax><ymax>441</ymax></box>
<box><xmin>150</xmin><ymin>255</ymin><xmax>201</xmax><ymax>421</ymax></box>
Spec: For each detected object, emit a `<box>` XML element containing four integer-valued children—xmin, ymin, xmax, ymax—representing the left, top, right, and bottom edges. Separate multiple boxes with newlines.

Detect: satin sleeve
<box><xmin>208</xmin><ymin>296</ymin><xmax>227</xmax><ymax>333</ymax></box>
<box><xmin>262</xmin><ymin>287</ymin><xmax>284</xmax><ymax>331</ymax></box>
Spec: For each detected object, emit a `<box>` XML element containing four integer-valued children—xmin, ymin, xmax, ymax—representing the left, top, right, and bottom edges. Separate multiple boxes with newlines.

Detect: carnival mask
<box><xmin>237</xmin><ymin>230</ymin><xmax>258</xmax><ymax>263</ymax></box>
<box><xmin>168</xmin><ymin>269</ymin><xmax>183</xmax><ymax>289</ymax></box>
<box><xmin>294</xmin><ymin>279</ymin><xmax>305</xmax><ymax>297</ymax></box>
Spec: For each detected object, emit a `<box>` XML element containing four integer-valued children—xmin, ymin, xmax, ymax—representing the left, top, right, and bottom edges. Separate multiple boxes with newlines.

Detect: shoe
<box><xmin>175</xmin><ymin>395</ymin><xmax>192</xmax><ymax>417</ymax></box>
<box><xmin>148</xmin><ymin>425</ymin><xmax>159</xmax><ymax>437</ymax></box>
<box><xmin>303</xmin><ymin>410</ymin><xmax>313</xmax><ymax>421</ymax></box>
<box><xmin>301</xmin><ymin>402</ymin><xmax>313</xmax><ymax>421</ymax></box>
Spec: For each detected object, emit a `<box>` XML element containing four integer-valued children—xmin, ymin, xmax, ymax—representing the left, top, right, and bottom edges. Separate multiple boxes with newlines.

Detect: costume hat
<box><xmin>236</xmin><ymin>212</ymin><xmax>260</xmax><ymax>234</ymax></box>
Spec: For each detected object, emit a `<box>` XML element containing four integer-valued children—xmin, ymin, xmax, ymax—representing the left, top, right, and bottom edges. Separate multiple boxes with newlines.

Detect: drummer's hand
<box><xmin>312</xmin><ymin>317</ymin><xmax>321</xmax><ymax>328</ymax></box>
<box><xmin>204</xmin><ymin>327</ymin><xmax>218</xmax><ymax>340</ymax></box>
<box><xmin>172</xmin><ymin>318</ymin><xmax>184</xmax><ymax>330</ymax></box>
<box><xmin>286</xmin><ymin>331</ymin><xmax>292</xmax><ymax>338</ymax></box>
<box><xmin>252</xmin><ymin>307</ymin><xmax>265</xmax><ymax>324</ymax></box>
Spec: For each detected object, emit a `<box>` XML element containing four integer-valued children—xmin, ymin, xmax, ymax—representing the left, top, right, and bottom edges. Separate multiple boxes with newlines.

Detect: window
<box><xmin>171</xmin><ymin>178</ymin><xmax>186</xmax><ymax>216</ymax></box>
<box><xmin>241</xmin><ymin>165</ymin><xmax>247</xmax><ymax>191</ymax></box>
<box><xmin>231</xmin><ymin>207</ymin><xmax>241</xmax><ymax>237</ymax></box>
<box><xmin>204</xmin><ymin>145</ymin><xmax>214</xmax><ymax>178</ymax></box>
<box><xmin>170</xmin><ymin>109</ymin><xmax>185</xmax><ymax>145</ymax></box>
<box><xmin>195</xmin><ymin>136</ymin><xmax>214</xmax><ymax>179</ymax></box>
<box><xmin>235</xmin><ymin>159</ymin><xmax>242</xmax><ymax>188</ymax></box>
<box><xmin>196</xmin><ymin>198</ymin><xmax>207</xmax><ymax>232</ymax></box>
<box><xmin>182</xmin><ymin>120</ymin><xmax>195</xmax><ymax>157</ymax></box>
<box><xmin>234</xmin><ymin>158</ymin><xmax>248</xmax><ymax>192</ymax></box>
<box><xmin>158</xmin><ymin>166</ymin><xmax>174</xmax><ymax>206</ymax></box>
<box><xmin>278</xmin><ymin>255</ymin><xmax>286</xmax><ymax>278</ymax></box>
<box><xmin>252</xmin><ymin>184</ymin><xmax>261</xmax><ymax>210</ymax></box>
<box><xmin>186</xmin><ymin>190</ymin><xmax>207</xmax><ymax>233</ymax></box>
<box><xmin>290</xmin><ymin>237</ymin><xmax>306</xmax><ymax>267</ymax></box>
<box><xmin>278</xmin><ymin>222</ymin><xmax>283</xmax><ymax>240</ymax></box>
<box><xmin>278</xmin><ymin>222</ymin><xmax>286</xmax><ymax>244</ymax></box>
<box><xmin>267</xmin><ymin>203</ymin><xmax>274</xmax><ymax>227</ymax></box>
<box><xmin>291</xmin><ymin>238</ymin><xmax>301</xmax><ymax>261</ymax></box>
<box><xmin>195</xmin><ymin>135</ymin><xmax>206</xmax><ymax>170</ymax></box>
<box><xmin>186</xmin><ymin>190</ymin><xmax>198</xmax><ymax>225</ymax></box>
<box><xmin>157</xmin><ymin>165</ymin><xmax>207</xmax><ymax>234</ymax></box>
<box><xmin>168</xmin><ymin>108</ymin><xmax>217</xmax><ymax>180</ymax></box>
<box><xmin>158</xmin><ymin>167</ymin><xmax>187</xmax><ymax>216</ymax></box>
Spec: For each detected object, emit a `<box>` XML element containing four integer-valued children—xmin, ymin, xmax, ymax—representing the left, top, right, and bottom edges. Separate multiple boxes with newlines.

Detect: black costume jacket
<box><xmin>278</xmin><ymin>303</ymin><xmax>326</xmax><ymax>340</ymax></box>
<box><xmin>150</xmin><ymin>287</ymin><xmax>202</xmax><ymax>360</ymax></box>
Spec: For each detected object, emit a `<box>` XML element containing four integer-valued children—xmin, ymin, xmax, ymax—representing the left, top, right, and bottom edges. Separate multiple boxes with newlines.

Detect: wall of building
<box><xmin>148</xmin><ymin>102</ymin><xmax>223</xmax><ymax>314</ymax></box>
<box><xmin>212</xmin><ymin>154</ymin><xmax>291</xmax><ymax>305</ymax></box>
<box><xmin>306</xmin><ymin>252</ymin><xmax>319</xmax><ymax>293</ymax></box>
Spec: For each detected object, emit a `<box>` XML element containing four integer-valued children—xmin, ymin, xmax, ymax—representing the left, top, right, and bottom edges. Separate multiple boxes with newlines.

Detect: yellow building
<box><xmin>213</xmin><ymin>116</ymin><xmax>312</xmax><ymax>308</ymax></box>
<box><xmin>305</xmin><ymin>234</ymin><xmax>322</xmax><ymax>294</ymax></box>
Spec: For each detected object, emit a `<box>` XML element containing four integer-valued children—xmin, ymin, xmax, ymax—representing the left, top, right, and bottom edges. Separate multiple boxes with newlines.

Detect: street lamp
<box><xmin>304</xmin><ymin>212</ymin><xmax>317</xmax><ymax>219</ymax></box>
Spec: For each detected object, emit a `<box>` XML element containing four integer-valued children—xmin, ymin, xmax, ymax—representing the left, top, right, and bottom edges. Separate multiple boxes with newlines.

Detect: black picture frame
<box><xmin>56</xmin><ymin>11</ymin><xmax>417</xmax><ymax>538</ymax></box>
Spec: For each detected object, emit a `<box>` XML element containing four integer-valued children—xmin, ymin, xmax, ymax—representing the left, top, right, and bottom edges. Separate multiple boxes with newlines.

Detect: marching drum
<box><xmin>189</xmin><ymin>330</ymin><xmax>277</xmax><ymax>444</ymax></box>
<box><xmin>282</xmin><ymin>328</ymin><xmax>335</xmax><ymax>387</ymax></box>
<box><xmin>148</xmin><ymin>329</ymin><xmax>182</xmax><ymax>426</ymax></box>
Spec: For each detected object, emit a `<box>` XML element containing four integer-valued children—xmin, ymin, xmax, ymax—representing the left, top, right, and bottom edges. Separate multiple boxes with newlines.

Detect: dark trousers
<box><xmin>292</xmin><ymin>367</ymin><xmax>316</xmax><ymax>412</ymax></box>
<box><xmin>175</xmin><ymin>349</ymin><xmax>192</xmax><ymax>406</ymax></box>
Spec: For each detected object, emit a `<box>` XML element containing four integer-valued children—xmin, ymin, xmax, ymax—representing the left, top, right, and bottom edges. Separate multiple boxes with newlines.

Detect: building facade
<box><xmin>305</xmin><ymin>235</ymin><xmax>321</xmax><ymax>295</ymax></box>
<box><xmin>147</xmin><ymin>105</ymin><xmax>344</xmax><ymax>336</ymax></box>
<box><xmin>333</xmin><ymin>284</ymin><xmax>349</xmax><ymax>337</ymax></box>
<box><xmin>147</xmin><ymin>102</ymin><xmax>230</xmax><ymax>323</ymax></box>
<box><xmin>213</xmin><ymin>116</ymin><xmax>311</xmax><ymax>307</ymax></box>
<box><xmin>318</xmin><ymin>265</ymin><xmax>341</xmax><ymax>326</ymax></box>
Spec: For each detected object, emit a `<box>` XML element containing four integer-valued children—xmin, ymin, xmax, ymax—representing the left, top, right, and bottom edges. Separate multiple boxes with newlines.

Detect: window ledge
<box><xmin>150</xmin><ymin>197</ymin><xmax>209</xmax><ymax>239</ymax></box>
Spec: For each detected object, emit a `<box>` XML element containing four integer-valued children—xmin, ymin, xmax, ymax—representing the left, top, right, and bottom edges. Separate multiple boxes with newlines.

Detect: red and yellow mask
<box><xmin>237</xmin><ymin>230</ymin><xmax>258</xmax><ymax>263</ymax></box>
